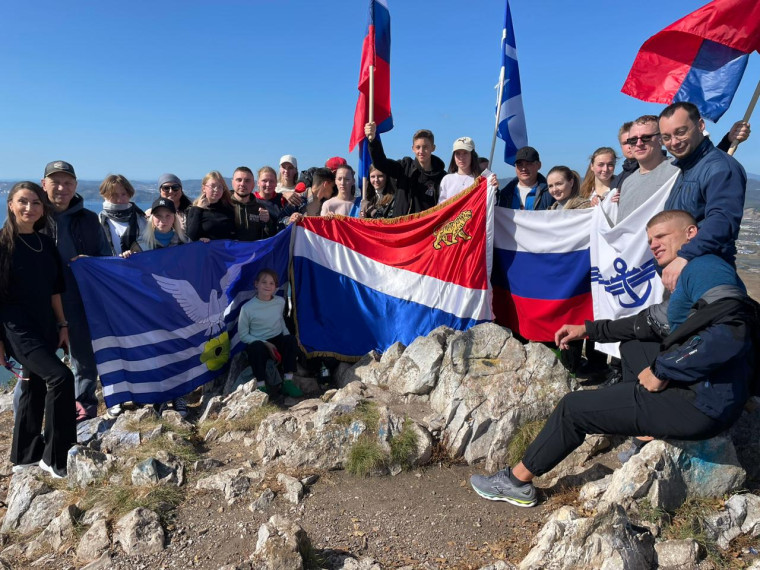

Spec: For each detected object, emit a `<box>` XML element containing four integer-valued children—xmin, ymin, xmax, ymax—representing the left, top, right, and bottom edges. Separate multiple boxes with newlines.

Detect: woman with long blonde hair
<box><xmin>186</xmin><ymin>171</ymin><xmax>236</xmax><ymax>241</ymax></box>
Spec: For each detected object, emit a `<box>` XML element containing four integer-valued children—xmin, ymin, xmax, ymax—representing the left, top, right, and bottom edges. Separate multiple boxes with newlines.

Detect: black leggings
<box><xmin>245</xmin><ymin>334</ymin><xmax>298</xmax><ymax>387</ymax></box>
<box><xmin>11</xmin><ymin>346</ymin><xmax>76</xmax><ymax>472</ymax></box>
<box><xmin>521</xmin><ymin>381</ymin><xmax>725</xmax><ymax>477</ymax></box>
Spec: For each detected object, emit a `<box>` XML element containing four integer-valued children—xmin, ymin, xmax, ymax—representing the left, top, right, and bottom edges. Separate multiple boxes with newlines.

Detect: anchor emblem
<box><xmin>590</xmin><ymin>258</ymin><xmax>658</xmax><ymax>308</ymax></box>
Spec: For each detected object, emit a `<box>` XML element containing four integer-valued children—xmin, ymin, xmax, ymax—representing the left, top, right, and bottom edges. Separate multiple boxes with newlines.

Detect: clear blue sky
<box><xmin>2</xmin><ymin>0</ymin><xmax>759</xmax><ymax>183</ymax></box>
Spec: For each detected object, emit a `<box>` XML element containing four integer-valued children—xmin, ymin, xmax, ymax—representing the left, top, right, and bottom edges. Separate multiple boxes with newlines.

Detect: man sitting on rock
<box><xmin>470</xmin><ymin>209</ymin><xmax>757</xmax><ymax>507</ymax></box>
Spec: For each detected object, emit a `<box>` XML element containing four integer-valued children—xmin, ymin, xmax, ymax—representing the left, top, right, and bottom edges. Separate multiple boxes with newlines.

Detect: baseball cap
<box><xmin>44</xmin><ymin>160</ymin><xmax>76</xmax><ymax>179</ymax></box>
<box><xmin>150</xmin><ymin>197</ymin><xmax>177</xmax><ymax>214</ymax></box>
<box><xmin>515</xmin><ymin>147</ymin><xmax>540</xmax><ymax>162</ymax></box>
<box><xmin>453</xmin><ymin>137</ymin><xmax>475</xmax><ymax>152</ymax></box>
<box><xmin>279</xmin><ymin>155</ymin><xmax>298</xmax><ymax>171</ymax></box>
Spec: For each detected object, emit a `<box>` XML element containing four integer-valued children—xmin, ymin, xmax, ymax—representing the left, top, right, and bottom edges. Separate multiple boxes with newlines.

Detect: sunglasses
<box><xmin>625</xmin><ymin>133</ymin><xmax>660</xmax><ymax>145</ymax></box>
<box><xmin>160</xmin><ymin>184</ymin><xmax>182</xmax><ymax>193</ymax></box>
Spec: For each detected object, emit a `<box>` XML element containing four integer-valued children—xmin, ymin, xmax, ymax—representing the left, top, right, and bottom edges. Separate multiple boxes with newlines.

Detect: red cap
<box><xmin>325</xmin><ymin>156</ymin><xmax>347</xmax><ymax>171</ymax></box>
<box><xmin>294</xmin><ymin>182</ymin><xmax>307</xmax><ymax>193</ymax></box>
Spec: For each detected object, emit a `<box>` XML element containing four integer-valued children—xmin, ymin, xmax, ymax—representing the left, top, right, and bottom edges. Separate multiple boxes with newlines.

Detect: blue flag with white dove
<box><xmin>71</xmin><ymin>230</ymin><xmax>291</xmax><ymax>407</ymax></box>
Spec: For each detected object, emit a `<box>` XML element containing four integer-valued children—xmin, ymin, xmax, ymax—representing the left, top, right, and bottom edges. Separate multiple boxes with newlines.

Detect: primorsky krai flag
<box><xmin>493</xmin><ymin>208</ymin><xmax>594</xmax><ymax>341</ymax></box>
<box><xmin>349</xmin><ymin>0</ymin><xmax>392</xmax><ymax>152</ymax></box>
<box><xmin>292</xmin><ymin>177</ymin><xmax>494</xmax><ymax>358</ymax></box>
<box><xmin>71</xmin><ymin>233</ymin><xmax>291</xmax><ymax>407</ymax></box>
<box><xmin>590</xmin><ymin>172</ymin><xmax>678</xmax><ymax>357</ymax></box>
<box><xmin>496</xmin><ymin>0</ymin><xmax>528</xmax><ymax>165</ymax></box>
<box><xmin>622</xmin><ymin>0</ymin><xmax>760</xmax><ymax>121</ymax></box>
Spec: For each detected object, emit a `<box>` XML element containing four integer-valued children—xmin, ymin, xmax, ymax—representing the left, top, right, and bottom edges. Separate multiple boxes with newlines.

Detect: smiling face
<box><xmin>42</xmin><ymin>172</ymin><xmax>77</xmax><ymax>211</ymax></box>
<box><xmin>203</xmin><ymin>178</ymin><xmax>224</xmax><ymax>204</ymax></box>
<box><xmin>412</xmin><ymin>137</ymin><xmax>435</xmax><ymax>169</ymax></box>
<box><xmin>10</xmin><ymin>188</ymin><xmax>45</xmax><ymax>231</ymax></box>
<box><xmin>591</xmin><ymin>153</ymin><xmax>616</xmax><ymax>183</ymax></box>
<box><xmin>547</xmin><ymin>171</ymin><xmax>574</xmax><ymax>202</ymax></box>
<box><xmin>279</xmin><ymin>162</ymin><xmax>297</xmax><ymax>186</ymax></box>
<box><xmin>255</xmin><ymin>273</ymin><xmax>277</xmax><ymax>301</ymax></box>
<box><xmin>647</xmin><ymin>219</ymin><xmax>697</xmax><ymax>267</ymax></box>
<box><xmin>151</xmin><ymin>207</ymin><xmax>175</xmax><ymax>233</ymax></box>
<box><xmin>628</xmin><ymin>122</ymin><xmax>662</xmax><ymax>165</ymax></box>
<box><xmin>258</xmin><ymin>171</ymin><xmax>277</xmax><ymax>200</ymax></box>
<box><xmin>659</xmin><ymin>108</ymin><xmax>705</xmax><ymax>160</ymax></box>
<box><xmin>369</xmin><ymin>169</ymin><xmax>386</xmax><ymax>191</ymax></box>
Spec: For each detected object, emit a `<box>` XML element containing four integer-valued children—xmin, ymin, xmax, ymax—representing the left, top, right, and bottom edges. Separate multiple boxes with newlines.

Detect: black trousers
<box><xmin>245</xmin><ymin>334</ymin><xmax>298</xmax><ymax>387</ymax></box>
<box><xmin>521</xmin><ymin>381</ymin><xmax>726</xmax><ymax>477</ymax></box>
<box><xmin>619</xmin><ymin>339</ymin><xmax>661</xmax><ymax>383</ymax></box>
<box><xmin>10</xmin><ymin>345</ymin><xmax>76</xmax><ymax>472</ymax></box>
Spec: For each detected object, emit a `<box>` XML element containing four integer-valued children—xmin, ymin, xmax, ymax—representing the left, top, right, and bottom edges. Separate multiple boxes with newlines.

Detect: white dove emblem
<box><xmin>152</xmin><ymin>252</ymin><xmax>256</xmax><ymax>336</ymax></box>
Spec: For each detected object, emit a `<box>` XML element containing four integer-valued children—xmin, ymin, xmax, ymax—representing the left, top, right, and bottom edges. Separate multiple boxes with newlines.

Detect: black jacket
<box><xmin>186</xmin><ymin>202</ymin><xmax>236</xmax><ymax>241</ymax></box>
<box><xmin>496</xmin><ymin>174</ymin><xmax>554</xmax><ymax>210</ymax></box>
<box><xmin>368</xmin><ymin>137</ymin><xmax>446</xmax><ymax>216</ymax></box>
<box><xmin>231</xmin><ymin>197</ymin><xmax>277</xmax><ymax>241</ymax></box>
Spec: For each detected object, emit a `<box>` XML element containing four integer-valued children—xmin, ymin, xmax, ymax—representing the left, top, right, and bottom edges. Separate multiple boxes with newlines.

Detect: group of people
<box><xmin>0</xmin><ymin>99</ymin><xmax>755</xmax><ymax>481</ymax></box>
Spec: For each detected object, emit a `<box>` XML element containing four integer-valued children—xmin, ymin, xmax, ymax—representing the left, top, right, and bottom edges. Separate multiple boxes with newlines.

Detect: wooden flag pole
<box><xmin>728</xmin><ymin>78</ymin><xmax>760</xmax><ymax>156</ymax></box>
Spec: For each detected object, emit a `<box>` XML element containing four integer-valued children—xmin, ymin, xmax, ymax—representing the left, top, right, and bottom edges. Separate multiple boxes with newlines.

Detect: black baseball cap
<box><xmin>44</xmin><ymin>160</ymin><xmax>77</xmax><ymax>179</ymax></box>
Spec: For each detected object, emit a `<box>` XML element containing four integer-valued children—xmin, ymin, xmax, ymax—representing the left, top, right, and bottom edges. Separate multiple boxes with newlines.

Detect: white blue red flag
<box><xmin>622</xmin><ymin>0</ymin><xmax>760</xmax><ymax>121</ymax></box>
<box><xmin>292</xmin><ymin>178</ymin><xmax>494</xmax><ymax>358</ymax></box>
<box><xmin>71</xmin><ymin>233</ymin><xmax>291</xmax><ymax>407</ymax></box>
<box><xmin>492</xmin><ymin>208</ymin><xmax>594</xmax><ymax>341</ymax></box>
<box><xmin>496</xmin><ymin>0</ymin><xmax>528</xmax><ymax>165</ymax></box>
<box><xmin>349</xmin><ymin>0</ymin><xmax>393</xmax><ymax>152</ymax></box>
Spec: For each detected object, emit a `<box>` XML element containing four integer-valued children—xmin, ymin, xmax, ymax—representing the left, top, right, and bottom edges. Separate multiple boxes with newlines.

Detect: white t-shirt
<box><xmin>321</xmin><ymin>197</ymin><xmax>355</xmax><ymax>216</ymax></box>
<box><xmin>437</xmin><ymin>169</ymin><xmax>492</xmax><ymax>204</ymax></box>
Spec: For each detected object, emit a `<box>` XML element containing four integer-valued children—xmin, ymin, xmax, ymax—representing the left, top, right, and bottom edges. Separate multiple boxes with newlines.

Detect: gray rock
<box><xmin>249</xmin><ymin>488</ymin><xmax>276</xmax><ymax>512</ymax></box>
<box><xmin>704</xmin><ymin>493</ymin><xmax>760</xmax><ymax>550</ymax></box>
<box><xmin>535</xmin><ymin>435</ymin><xmax>611</xmax><ymax>488</ymax></box>
<box><xmin>253</xmin><ymin>514</ymin><xmax>311</xmax><ymax>570</ymax></box>
<box><xmin>193</xmin><ymin>458</ymin><xmax>224</xmax><ymax>472</ymax></box>
<box><xmin>220</xmin><ymin>379</ymin><xmax>269</xmax><ymax>421</ymax></box>
<box><xmin>16</xmin><ymin>490</ymin><xmax>68</xmax><ymax>534</ymax></box>
<box><xmin>387</xmin><ymin>328</ymin><xmax>453</xmax><ymax>395</ymax></box>
<box><xmin>80</xmin><ymin>552</ymin><xmax>113</xmax><ymax>570</ymax></box>
<box><xmin>654</xmin><ymin>539</ymin><xmax>701</xmax><ymax>569</ymax></box>
<box><xmin>199</xmin><ymin>395</ymin><xmax>224</xmax><ymax>424</ymax></box>
<box><xmin>0</xmin><ymin>391</ymin><xmax>13</xmax><ymax>414</ymax></box>
<box><xmin>519</xmin><ymin>505</ymin><xmax>655</xmax><ymax>570</ymax></box>
<box><xmin>1</xmin><ymin>471</ymin><xmax>51</xmax><ymax>532</ymax></box>
<box><xmin>25</xmin><ymin>504</ymin><xmax>80</xmax><ymax>558</ymax></box>
<box><xmin>99</xmin><ymin>413</ymin><xmax>141</xmax><ymax>453</ymax></box>
<box><xmin>131</xmin><ymin>452</ymin><xmax>184</xmax><ymax>487</ymax></box>
<box><xmin>67</xmin><ymin>445</ymin><xmax>114</xmax><ymax>488</ymax></box>
<box><xmin>76</xmin><ymin>416</ymin><xmax>114</xmax><ymax>445</ymax></box>
<box><xmin>76</xmin><ymin>519</ymin><xmax>111</xmax><ymax>563</ymax></box>
<box><xmin>322</xmin><ymin>553</ymin><xmax>385</xmax><ymax>570</ymax></box>
<box><xmin>478</xmin><ymin>562</ymin><xmax>518</xmax><ymax>570</ymax></box>
<box><xmin>114</xmin><ymin>507</ymin><xmax>165</xmax><ymax>556</ymax></box>
<box><xmin>196</xmin><ymin>467</ymin><xmax>263</xmax><ymax>502</ymax></box>
<box><xmin>277</xmin><ymin>473</ymin><xmax>304</xmax><ymax>504</ymax></box>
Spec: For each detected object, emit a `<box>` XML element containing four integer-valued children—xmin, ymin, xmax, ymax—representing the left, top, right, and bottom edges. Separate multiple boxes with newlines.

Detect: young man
<box><xmin>658</xmin><ymin>102</ymin><xmax>747</xmax><ymax>291</ymax></box>
<box><xmin>612</xmin><ymin>120</ymin><xmax>638</xmax><ymax>191</ymax></box>
<box><xmin>230</xmin><ymin>166</ymin><xmax>276</xmax><ymax>241</ymax></box>
<box><xmin>279</xmin><ymin>167</ymin><xmax>335</xmax><ymax>227</ymax></box>
<box><xmin>470</xmin><ymin>210</ymin><xmax>754</xmax><ymax>507</ymax></box>
<box><xmin>40</xmin><ymin>161</ymin><xmax>112</xmax><ymax>420</ymax></box>
<box><xmin>365</xmin><ymin>121</ymin><xmax>446</xmax><ymax>216</ymax></box>
<box><xmin>495</xmin><ymin>146</ymin><xmax>554</xmax><ymax>210</ymax></box>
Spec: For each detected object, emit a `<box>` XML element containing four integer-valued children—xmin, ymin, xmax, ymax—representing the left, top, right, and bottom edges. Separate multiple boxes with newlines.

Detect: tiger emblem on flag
<box><xmin>432</xmin><ymin>210</ymin><xmax>473</xmax><ymax>250</ymax></box>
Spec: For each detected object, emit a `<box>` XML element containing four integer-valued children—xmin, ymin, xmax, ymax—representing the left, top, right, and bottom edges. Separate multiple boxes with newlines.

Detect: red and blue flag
<box><xmin>292</xmin><ymin>178</ymin><xmax>494</xmax><ymax>358</ymax></box>
<box><xmin>622</xmin><ymin>0</ymin><xmax>760</xmax><ymax>121</ymax></box>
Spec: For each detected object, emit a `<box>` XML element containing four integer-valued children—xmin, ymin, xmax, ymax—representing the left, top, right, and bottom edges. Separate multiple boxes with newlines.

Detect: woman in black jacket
<box><xmin>186</xmin><ymin>171</ymin><xmax>236</xmax><ymax>241</ymax></box>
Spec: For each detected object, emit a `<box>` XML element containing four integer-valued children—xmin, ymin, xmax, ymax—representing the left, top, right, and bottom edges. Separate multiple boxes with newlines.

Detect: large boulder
<box><xmin>387</xmin><ymin>327</ymin><xmax>455</xmax><ymax>396</ymax></box>
<box><xmin>196</xmin><ymin>467</ymin><xmax>263</xmax><ymax>502</ymax></box>
<box><xmin>703</xmin><ymin>493</ymin><xmax>760</xmax><ymax>550</ymax></box>
<box><xmin>519</xmin><ymin>505</ymin><xmax>655</xmax><ymax>570</ymax></box>
<box><xmin>67</xmin><ymin>445</ymin><xmax>115</xmax><ymax>488</ymax></box>
<box><xmin>114</xmin><ymin>507</ymin><xmax>165</xmax><ymax>556</ymax></box>
<box><xmin>1</xmin><ymin>472</ymin><xmax>52</xmax><ymax>532</ymax></box>
<box><xmin>76</xmin><ymin>519</ymin><xmax>111</xmax><ymax>563</ymax></box>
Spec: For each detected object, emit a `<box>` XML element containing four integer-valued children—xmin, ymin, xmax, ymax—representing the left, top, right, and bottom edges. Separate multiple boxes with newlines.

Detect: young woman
<box><xmin>122</xmin><ymin>197</ymin><xmax>191</xmax><ymax>416</ymax></box>
<box><xmin>155</xmin><ymin>173</ymin><xmax>192</xmax><ymax>229</ymax></box>
<box><xmin>321</xmin><ymin>164</ymin><xmax>356</xmax><ymax>216</ymax></box>
<box><xmin>98</xmin><ymin>174</ymin><xmax>148</xmax><ymax>255</ymax></box>
<box><xmin>0</xmin><ymin>182</ymin><xmax>75</xmax><ymax>478</ymax></box>
<box><xmin>579</xmin><ymin>147</ymin><xmax>618</xmax><ymax>205</ymax></box>
<box><xmin>437</xmin><ymin>137</ymin><xmax>486</xmax><ymax>204</ymax></box>
<box><xmin>185</xmin><ymin>171</ymin><xmax>236</xmax><ymax>241</ymax></box>
<box><xmin>237</xmin><ymin>269</ymin><xmax>302</xmax><ymax>401</ymax></box>
<box><xmin>360</xmin><ymin>164</ymin><xmax>396</xmax><ymax>219</ymax></box>
<box><xmin>547</xmin><ymin>166</ymin><xmax>590</xmax><ymax>210</ymax></box>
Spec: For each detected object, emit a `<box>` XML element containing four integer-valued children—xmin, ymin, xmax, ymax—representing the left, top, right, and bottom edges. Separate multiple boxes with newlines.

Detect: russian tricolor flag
<box><xmin>292</xmin><ymin>178</ymin><xmax>494</xmax><ymax>358</ymax></box>
<box><xmin>492</xmin><ymin>209</ymin><xmax>594</xmax><ymax>341</ymax></box>
<box><xmin>622</xmin><ymin>0</ymin><xmax>760</xmax><ymax>121</ymax></box>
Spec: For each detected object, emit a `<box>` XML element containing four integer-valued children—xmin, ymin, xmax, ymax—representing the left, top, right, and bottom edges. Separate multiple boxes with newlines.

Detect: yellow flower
<box><xmin>200</xmin><ymin>331</ymin><xmax>230</xmax><ymax>371</ymax></box>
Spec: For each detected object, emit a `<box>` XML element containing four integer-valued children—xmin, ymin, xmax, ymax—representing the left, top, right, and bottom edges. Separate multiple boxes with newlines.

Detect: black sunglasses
<box><xmin>625</xmin><ymin>133</ymin><xmax>660</xmax><ymax>145</ymax></box>
<box><xmin>160</xmin><ymin>184</ymin><xmax>182</xmax><ymax>193</ymax></box>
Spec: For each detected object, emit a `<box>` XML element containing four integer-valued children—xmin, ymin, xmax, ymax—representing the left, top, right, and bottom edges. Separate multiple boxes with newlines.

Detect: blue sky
<box><xmin>2</xmin><ymin>0</ymin><xmax>759</xmax><ymax>183</ymax></box>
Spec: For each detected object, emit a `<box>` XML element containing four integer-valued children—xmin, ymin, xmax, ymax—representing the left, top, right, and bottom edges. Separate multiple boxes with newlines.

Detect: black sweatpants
<box><xmin>619</xmin><ymin>339</ymin><xmax>661</xmax><ymax>383</ymax></box>
<box><xmin>10</xmin><ymin>346</ymin><xmax>76</xmax><ymax>472</ymax></box>
<box><xmin>521</xmin><ymin>381</ymin><xmax>726</xmax><ymax>477</ymax></box>
<box><xmin>245</xmin><ymin>334</ymin><xmax>298</xmax><ymax>388</ymax></box>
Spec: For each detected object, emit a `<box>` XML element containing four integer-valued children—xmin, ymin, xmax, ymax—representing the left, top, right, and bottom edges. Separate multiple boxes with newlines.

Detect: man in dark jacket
<box><xmin>470</xmin><ymin>210</ymin><xmax>755</xmax><ymax>507</ymax></box>
<box><xmin>658</xmin><ymin>102</ymin><xmax>747</xmax><ymax>291</ymax></box>
<box><xmin>230</xmin><ymin>166</ymin><xmax>276</xmax><ymax>241</ymax></box>
<box><xmin>496</xmin><ymin>146</ymin><xmax>554</xmax><ymax>210</ymax></box>
<box><xmin>41</xmin><ymin>161</ymin><xmax>111</xmax><ymax>420</ymax></box>
<box><xmin>365</xmin><ymin>122</ymin><xmax>446</xmax><ymax>216</ymax></box>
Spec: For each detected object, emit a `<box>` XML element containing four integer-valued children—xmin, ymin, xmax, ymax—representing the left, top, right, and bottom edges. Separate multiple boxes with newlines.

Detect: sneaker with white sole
<box><xmin>470</xmin><ymin>468</ymin><xmax>537</xmax><ymax>507</ymax></box>
<box><xmin>11</xmin><ymin>462</ymin><xmax>38</xmax><ymax>473</ymax></box>
<box><xmin>39</xmin><ymin>459</ymin><xmax>66</xmax><ymax>479</ymax></box>
<box><xmin>105</xmin><ymin>404</ymin><xmax>122</xmax><ymax>419</ymax></box>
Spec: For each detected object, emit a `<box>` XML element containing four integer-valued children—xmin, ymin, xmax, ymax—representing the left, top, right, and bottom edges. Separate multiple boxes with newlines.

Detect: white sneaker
<box><xmin>39</xmin><ymin>459</ymin><xmax>66</xmax><ymax>479</ymax></box>
<box><xmin>11</xmin><ymin>462</ymin><xmax>37</xmax><ymax>473</ymax></box>
<box><xmin>105</xmin><ymin>404</ymin><xmax>123</xmax><ymax>419</ymax></box>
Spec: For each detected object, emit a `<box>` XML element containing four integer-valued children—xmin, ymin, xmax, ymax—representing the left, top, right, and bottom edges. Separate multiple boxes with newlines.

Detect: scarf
<box><xmin>101</xmin><ymin>202</ymin><xmax>144</xmax><ymax>253</ymax></box>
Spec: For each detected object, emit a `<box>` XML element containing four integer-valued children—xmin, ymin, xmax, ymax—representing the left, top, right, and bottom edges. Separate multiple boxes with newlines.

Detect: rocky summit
<box><xmin>0</xmin><ymin>322</ymin><xmax>759</xmax><ymax>568</ymax></box>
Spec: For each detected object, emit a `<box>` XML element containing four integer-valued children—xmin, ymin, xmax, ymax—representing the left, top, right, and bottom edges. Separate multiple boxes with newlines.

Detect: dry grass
<box><xmin>79</xmin><ymin>482</ymin><xmax>185</xmax><ymax>525</ymax></box>
<box><xmin>198</xmin><ymin>403</ymin><xmax>280</xmax><ymax>438</ymax></box>
<box><xmin>333</xmin><ymin>400</ymin><xmax>380</xmax><ymax>430</ymax></box>
<box><xmin>506</xmin><ymin>420</ymin><xmax>546</xmax><ymax>467</ymax></box>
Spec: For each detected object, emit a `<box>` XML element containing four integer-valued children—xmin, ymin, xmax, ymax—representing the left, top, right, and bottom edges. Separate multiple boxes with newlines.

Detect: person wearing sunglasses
<box><xmin>154</xmin><ymin>174</ymin><xmax>192</xmax><ymax>230</ymax></box>
<box><xmin>616</xmin><ymin>115</ymin><xmax>679</xmax><ymax>224</ymax></box>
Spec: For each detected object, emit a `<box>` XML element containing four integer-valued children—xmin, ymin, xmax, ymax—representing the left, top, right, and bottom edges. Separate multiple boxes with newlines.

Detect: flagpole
<box><xmin>728</xmin><ymin>78</ymin><xmax>760</xmax><ymax>156</ymax></box>
<box><xmin>489</xmin><ymin>65</ymin><xmax>505</xmax><ymax>166</ymax></box>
